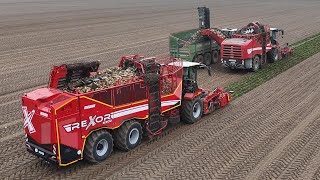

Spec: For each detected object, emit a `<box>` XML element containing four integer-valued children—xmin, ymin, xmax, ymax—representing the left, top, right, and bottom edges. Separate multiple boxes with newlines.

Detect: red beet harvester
<box><xmin>22</xmin><ymin>55</ymin><xmax>230</xmax><ymax>166</ymax></box>
<box><xmin>201</xmin><ymin>20</ymin><xmax>294</xmax><ymax>71</ymax></box>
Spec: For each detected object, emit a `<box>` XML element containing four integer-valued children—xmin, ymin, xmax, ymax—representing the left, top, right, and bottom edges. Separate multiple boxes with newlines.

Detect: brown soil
<box><xmin>0</xmin><ymin>0</ymin><xmax>320</xmax><ymax>179</ymax></box>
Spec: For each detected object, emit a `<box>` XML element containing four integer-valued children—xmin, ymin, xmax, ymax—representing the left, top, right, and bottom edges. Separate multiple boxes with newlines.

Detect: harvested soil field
<box><xmin>1</xmin><ymin>0</ymin><xmax>320</xmax><ymax>179</ymax></box>
<box><xmin>102</xmin><ymin>52</ymin><xmax>320</xmax><ymax>180</ymax></box>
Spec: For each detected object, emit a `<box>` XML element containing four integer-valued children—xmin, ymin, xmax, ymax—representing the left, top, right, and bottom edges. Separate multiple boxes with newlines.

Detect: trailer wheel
<box><xmin>84</xmin><ymin>130</ymin><xmax>113</xmax><ymax>163</ymax></box>
<box><xmin>114</xmin><ymin>120</ymin><xmax>142</xmax><ymax>151</ymax></box>
<box><xmin>212</xmin><ymin>50</ymin><xmax>220</xmax><ymax>64</ymax></box>
<box><xmin>181</xmin><ymin>97</ymin><xmax>203</xmax><ymax>124</ymax></box>
<box><xmin>268</xmin><ymin>48</ymin><xmax>279</xmax><ymax>63</ymax></box>
<box><xmin>194</xmin><ymin>54</ymin><xmax>204</xmax><ymax>64</ymax></box>
<box><xmin>251</xmin><ymin>55</ymin><xmax>260</xmax><ymax>72</ymax></box>
<box><xmin>204</xmin><ymin>53</ymin><xmax>212</xmax><ymax>66</ymax></box>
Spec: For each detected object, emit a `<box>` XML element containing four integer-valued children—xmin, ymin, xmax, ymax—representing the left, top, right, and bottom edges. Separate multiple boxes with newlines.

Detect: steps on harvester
<box><xmin>260</xmin><ymin>25</ymin><xmax>267</xmax><ymax>65</ymax></box>
<box><xmin>142</xmin><ymin>59</ymin><xmax>162</xmax><ymax>133</ymax></box>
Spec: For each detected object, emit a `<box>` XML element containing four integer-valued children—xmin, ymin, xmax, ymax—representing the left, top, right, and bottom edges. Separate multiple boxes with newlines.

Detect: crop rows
<box><xmin>104</xmin><ymin>41</ymin><xmax>320</xmax><ymax>180</ymax></box>
<box><xmin>1</xmin><ymin>0</ymin><xmax>320</xmax><ymax>179</ymax></box>
<box><xmin>1</xmin><ymin>26</ymin><xmax>319</xmax><ymax>180</ymax></box>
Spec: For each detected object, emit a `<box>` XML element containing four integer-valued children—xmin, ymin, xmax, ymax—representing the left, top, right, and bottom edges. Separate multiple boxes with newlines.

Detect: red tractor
<box><xmin>22</xmin><ymin>55</ymin><xmax>230</xmax><ymax>166</ymax></box>
<box><xmin>201</xmin><ymin>22</ymin><xmax>294</xmax><ymax>71</ymax></box>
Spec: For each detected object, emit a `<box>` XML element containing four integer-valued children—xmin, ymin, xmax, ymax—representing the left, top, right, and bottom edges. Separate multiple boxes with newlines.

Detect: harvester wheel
<box><xmin>181</xmin><ymin>97</ymin><xmax>203</xmax><ymax>124</ymax></box>
<box><xmin>114</xmin><ymin>120</ymin><xmax>142</xmax><ymax>151</ymax></box>
<box><xmin>84</xmin><ymin>130</ymin><xmax>113</xmax><ymax>163</ymax></box>
<box><xmin>194</xmin><ymin>54</ymin><xmax>204</xmax><ymax>64</ymax></box>
<box><xmin>204</xmin><ymin>53</ymin><xmax>212</xmax><ymax>66</ymax></box>
<box><xmin>268</xmin><ymin>48</ymin><xmax>279</xmax><ymax>63</ymax></box>
<box><xmin>212</xmin><ymin>50</ymin><xmax>220</xmax><ymax>64</ymax></box>
<box><xmin>251</xmin><ymin>55</ymin><xmax>260</xmax><ymax>72</ymax></box>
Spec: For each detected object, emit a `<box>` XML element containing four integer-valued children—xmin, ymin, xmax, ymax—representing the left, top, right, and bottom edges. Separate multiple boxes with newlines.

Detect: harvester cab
<box><xmin>269</xmin><ymin>28</ymin><xmax>293</xmax><ymax>58</ymax></box>
<box><xmin>182</xmin><ymin>61</ymin><xmax>211</xmax><ymax>94</ymax></box>
<box><xmin>270</xmin><ymin>28</ymin><xmax>284</xmax><ymax>45</ymax></box>
<box><xmin>179</xmin><ymin>60</ymin><xmax>230</xmax><ymax>124</ymax></box>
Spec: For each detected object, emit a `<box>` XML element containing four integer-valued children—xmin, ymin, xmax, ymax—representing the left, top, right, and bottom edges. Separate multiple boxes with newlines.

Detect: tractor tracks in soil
<box><xmin>99</xmin><ymin>53</ymin><xmax>320</xmax><ymax>180</ymax></box>
<box><xmin>101</xmin><ymin>53</ymin><xmax>320</xmax><ymax>180</ymax></box>
<box><xmin>1</xmin><ymin>0</ymin><xmax>320</xmax><ymax>179</ymax></box>
<box><xmin>3</xmin><ymin>53</ymin><xmax>320</xmax><ymax>179</ymax></box>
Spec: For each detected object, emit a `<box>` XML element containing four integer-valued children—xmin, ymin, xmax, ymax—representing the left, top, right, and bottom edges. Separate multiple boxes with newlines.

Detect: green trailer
<box><xmin>169</xmin><ymin>29</ymin><xmax>220</xmax><ymax>65</ymax></box>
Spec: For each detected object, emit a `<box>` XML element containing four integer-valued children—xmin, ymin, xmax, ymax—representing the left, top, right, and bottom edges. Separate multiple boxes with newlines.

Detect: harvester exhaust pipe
<box><xmin>198</xmin><ymin>7</ymin><xmax>210</xmax><ymax>29</ymax></box>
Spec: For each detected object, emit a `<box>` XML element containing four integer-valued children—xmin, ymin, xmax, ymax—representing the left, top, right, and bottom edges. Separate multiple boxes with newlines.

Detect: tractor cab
<box><xmin>182</xmin><ymin>61</ymin><xmax>211</xmax><ymax>93</ymax></box>
<box><xmin>270</xmin><ymin>28</ymin><xmax>284</xmax><ymax>45</ymax></box>
<box><xmin>183</xmin><ymin>61</ymin><xmax>199</xmax><ymax>82</ymax></box>
<box><xmin>180</xmin><ymin>60</ymin><xmax>230</xmax><ymax>121</ymax></box>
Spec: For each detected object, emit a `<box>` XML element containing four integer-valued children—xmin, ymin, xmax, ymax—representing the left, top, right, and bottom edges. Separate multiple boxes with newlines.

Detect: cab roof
<box><xmin>221</xmin><ymin>28</ymin><xmax>238</xmax><ymax>32</ymax></box>
<box><xmin>182</xmin><ymin>61</ymin><xmax>202</xmax><ymax>67</ymax></box>
<box><xmin>168</xmin><ymin>61</ymin><xmax>202</xmax><ymax>68</ymax></box>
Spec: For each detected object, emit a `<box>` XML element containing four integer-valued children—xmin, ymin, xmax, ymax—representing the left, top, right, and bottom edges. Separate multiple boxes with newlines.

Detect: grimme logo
<box><xmin>63</xmin><ymin>114</ymin><xmax>112</xmax><ymax>133</ymax></box>
<box><xmin>22</xmin><ymin>106</ymin><xmax>36</xmax><ymax>134</ymax></box>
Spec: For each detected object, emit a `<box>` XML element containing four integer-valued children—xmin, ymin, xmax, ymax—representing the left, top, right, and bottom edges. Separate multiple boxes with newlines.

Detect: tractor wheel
<box><xmin>267</xmin><ymin>48</ymin><xmax>279</xmax><ymax>63</ymax></box>
<box><xmin>204</xmin><ymin>53</ymin><xmax>212</xmax><ymax>66</ymax></box>
<box><xmin>251</xmin><ymin>55</ymin><xmax>260</xmax><ymax>72</ymax></box>
<box><xmin>194</xmin><ymin>54</ymin><xmax>204</xmax><ymax>64</ymax></box>
<box><xmin>181</xmin><ymin>97</ymin><xmax>203</xmax><ymax>124</ymax></box>
<box><xmin>114</xmin><ymin>120</ymin><xmax>142</xmax><ymax>151</ymax></box>
<box><xmin>84</xmin><ymin>130</ymin><xmax>113</xmax><ymax>163</ymax></box>
<box><xmin>212</xmin><ymin>50</ymin><xmax>220</xmax><ymax>64</ymax></box>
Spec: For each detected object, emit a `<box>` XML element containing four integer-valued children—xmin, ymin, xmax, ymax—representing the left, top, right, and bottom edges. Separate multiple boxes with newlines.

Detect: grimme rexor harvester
<box><xmin>201</xmin><ymin>22</ymin><xmax>294</xmax><ymax>71</ymax></box>
<box><xmin>22</xmin><ymin>55</ymin><xmax>230</xmax><ymax>166</ymax></box>
<box><xmin>197</xmin><ymin>7</ymin><xmax>293</xmax><ymax>71</ymax></box>
<box><xmin>170</xmin><ymin>7</ymin><xmax>293</xmax><ymax>71</ymax></box>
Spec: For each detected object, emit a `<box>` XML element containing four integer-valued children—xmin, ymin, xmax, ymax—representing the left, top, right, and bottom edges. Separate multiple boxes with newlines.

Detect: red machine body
<box><xmin>201</xmin><ymin>22</ymin><xmax>293</xmax><ymax>71</ymax></box>
<box><xmin>22</xmin><ymin>55</ymin><xmax>230</xmax><ymax>166</ymax></box>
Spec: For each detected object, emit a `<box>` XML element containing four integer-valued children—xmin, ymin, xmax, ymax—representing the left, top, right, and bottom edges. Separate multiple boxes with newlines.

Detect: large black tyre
<box><xmin>194</xmin><ymin>54</ymin><xmax>204</xmax><ymax>64</ymax></box>
<box><xmin>267</xmin><ymin>48</ymin><xmax>279</xmax><ymax>63</ymax></box>
<box><xmin>84</xmin><ymin>130</ymin><xmax>113</xmax><ymax>163</ymax></box>
<box><xmin>251</xmin><ymin>55</ymin><xmax>260</xmax><ymax>72</ymax></box>
<box><xmin>212</xmin><ymin>50</ymin><xmax>220</xmax><ymax>64</ymax></box>
<box><xmin>204</xmin><ymin>53</ymin><xmax>212</xmax><ymax>66</ymax></box>
<box><xmin>181</xmin><ymin>97</ymin><xmax>203</xmax><ymax>124</ymax></box>
<box><xmin>114</xmin><ymin>120</ymin><xmax>142</xmax><ymax>151</ymax></box>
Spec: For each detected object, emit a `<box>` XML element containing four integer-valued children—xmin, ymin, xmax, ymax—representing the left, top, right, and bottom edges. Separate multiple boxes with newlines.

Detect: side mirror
<box><xmin>199</xmin><ymin>64</ymin><xmax>206</xmax><ymax>69</ymax></box>
<box><xmin>199</xmin><ymin>64</ymin><xmax>212</xmax><ymax>76</ymax></box>
<box><xmin>207</xmin><ymin>66</ymin><xmax>212</xmax><ymax>76</ymax></box>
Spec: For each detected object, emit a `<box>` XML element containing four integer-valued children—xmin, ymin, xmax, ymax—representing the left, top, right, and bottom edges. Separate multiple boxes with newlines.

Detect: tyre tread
<box><xmin>114</xmin><ymin>120</ymin><xmax>142</xmax><ymax>151</ymax></box>
<box><xmin>84</xmin><ymin>130</ymin><xmax>113</xmax><ymax>163</ymax></box>
<box><xmin>181</xmin><ymin>97</ymin><xmax>203</xmax><ymax>124</ymax></box>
